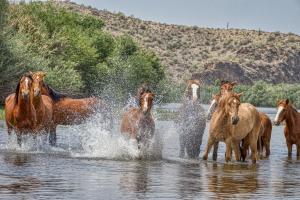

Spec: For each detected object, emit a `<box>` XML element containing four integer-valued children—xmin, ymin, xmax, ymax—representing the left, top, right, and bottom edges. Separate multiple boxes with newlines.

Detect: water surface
<box><xmin>0</xmin><ymin>106</ymin><xmax>298</xmax><ymax>199</ymax></box>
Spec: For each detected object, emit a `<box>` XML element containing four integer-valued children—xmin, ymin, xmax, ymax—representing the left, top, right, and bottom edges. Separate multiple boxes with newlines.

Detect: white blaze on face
<box><xmin>191</xmin><ymin>84</ymin><xmax>199</xmax><ymax>101</ymax></box>
<box><xmin>25</xmin><ymin>77</ymin><xmax>29</xmax><ymax>90</ymax></box>
<box><xmin>143</xmin><ymin>94</ymin><xmax>149</xmax><ymax>112</ymax></box>
<box><xmin>274</xmin><ymin>106</ymin><xmax>284</xmax><ymax>122</ymax></box>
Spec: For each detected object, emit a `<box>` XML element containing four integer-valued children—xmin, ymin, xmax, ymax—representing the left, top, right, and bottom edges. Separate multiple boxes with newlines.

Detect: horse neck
<box><xmin>16</xmin><ymin>92</ymin><xmax>34</xmax><ymax>114</ymax></box>
<box><xmin>33</xmin><ymin>95</ymin><xmax>44</xmax><ymax>110</ymax></box>
<box><xmin>285</xmin><ymin>106</ymin><xmax>299</xmax><ymax>130</ymax></box>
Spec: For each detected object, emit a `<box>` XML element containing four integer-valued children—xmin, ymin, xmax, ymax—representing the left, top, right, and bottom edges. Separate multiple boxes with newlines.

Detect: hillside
<box><xmin>59</xmin><ymin>1</ymin><xmax>300</xmax><ymax>84</ymax></box>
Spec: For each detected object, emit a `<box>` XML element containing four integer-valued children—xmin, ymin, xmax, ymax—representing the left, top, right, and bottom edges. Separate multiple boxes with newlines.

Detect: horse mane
<box><xmin>14</xmin><ymin>72</ymin><xmax>33</xmax><ymax>105</ymax></box>
<box><xmin>42</xmin><ymin>83</ymin><xmax>67</xmax><ymax>102</ymax></box>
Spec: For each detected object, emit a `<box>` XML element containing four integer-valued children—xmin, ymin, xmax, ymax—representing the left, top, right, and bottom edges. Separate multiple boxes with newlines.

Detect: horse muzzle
<box><xmin>231</xmin><ymin>116</ymin><xmax>239</xmax><ymax>125</ymax></box>
<box><xmin>22</xmin><ymin>91</ymin><xmax>30</xmax><ymax>101</ymax></box>
<box><xmin>34</xmin><ymin>89</ymin><xmax>41</xmax><ymax>97</ymax></box>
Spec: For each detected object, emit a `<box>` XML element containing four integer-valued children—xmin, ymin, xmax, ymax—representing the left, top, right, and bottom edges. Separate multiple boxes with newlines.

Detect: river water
<box><xmin>0</xmin><ymin>105</ymin><xmax>298</xmax><ymax>200</ymax></box>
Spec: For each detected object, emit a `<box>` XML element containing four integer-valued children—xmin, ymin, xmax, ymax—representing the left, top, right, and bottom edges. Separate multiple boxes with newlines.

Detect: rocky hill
<box><xmin>58</xmin><ymin>1</ymin><xmax>300</xmax><ymax>84</ymax></box>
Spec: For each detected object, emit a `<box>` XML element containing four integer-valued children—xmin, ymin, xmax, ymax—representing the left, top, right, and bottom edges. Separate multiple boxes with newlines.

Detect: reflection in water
<box><xmin>177</xmin><ymin>163</ymin><xmax>202</xmax><ymax>199</ymax></box>
<box><xmin>0</xmin><ymin>173</ymin><xmax>41</xmax><ymax>194</ymax></box>
<box><xmin>206</xmin><ymin>163</ymin><xmax>259</xmax><ymax>199</ymax></box>
<box><xmin>119</xmin><ymin>161</ymin><xmax>150</xmax><ymax>199</ymax></box>
<box><xmin>3</xmin><ymin>153</ymin><xmax>32</xmax><ymax>166</ymax></box>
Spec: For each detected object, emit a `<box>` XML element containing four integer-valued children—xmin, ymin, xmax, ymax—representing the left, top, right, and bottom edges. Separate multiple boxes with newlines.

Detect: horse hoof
<box><xmin>252</xmin><ymin>159</ymin><xmax>257</xmax><ymax>164</ymax></box>
<box><xmin>225</xmin><ymin>157</ymin><xmax>231</xmax><ymax>162</ymax></box>
<box><xmin>202</xmin><ymin>155</ymin><xmax>208</xmax><ymax>160</ymax></box>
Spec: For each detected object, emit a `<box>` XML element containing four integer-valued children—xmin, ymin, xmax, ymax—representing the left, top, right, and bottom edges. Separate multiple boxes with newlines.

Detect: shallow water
<box><xmin>0</xmin><ymin>106</ymin><xmax>299</xmax><ymax>199</ymax></box>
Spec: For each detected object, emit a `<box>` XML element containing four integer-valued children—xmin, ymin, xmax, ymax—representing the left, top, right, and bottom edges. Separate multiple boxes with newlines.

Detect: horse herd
<box><xmin>3</xmin><ymin>72</ymin><xmax>300</xmax><ymax>164</ymax></box>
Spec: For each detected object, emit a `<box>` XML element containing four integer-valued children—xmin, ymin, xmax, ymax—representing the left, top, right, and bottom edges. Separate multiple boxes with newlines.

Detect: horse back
<box><xmin>53</xmin><ymin>97</ymin><xmax>98</xmax><ymax>125</ymax></box>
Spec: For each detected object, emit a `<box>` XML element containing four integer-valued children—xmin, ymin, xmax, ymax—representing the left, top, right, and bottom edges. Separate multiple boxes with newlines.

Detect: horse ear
<box><xmin>41</xmin><ymin>72</ymin><xmax>46</xmax><ymax>78</ymax></box>
<box><xmin>286</xmin><ymin>99</ymin><xmax>289</xmax><ymax>104</ymax></box>
<box><xmin>236</xmin><ymin>92</ymin><xmax>243</xmax><ymax>98</ymax></box>
<box><xmin>231</xmin><ymin>81</ymin><xmax>238</xmax><ymax>86</ymax></box>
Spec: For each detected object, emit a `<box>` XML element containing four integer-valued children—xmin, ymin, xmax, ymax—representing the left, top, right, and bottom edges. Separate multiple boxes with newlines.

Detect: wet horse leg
<box><xmin>297</xmin><ymin>144</ymin><xmax>300</xmax><ymax>157</ymax></box>
<box><xmin>49</xmin><ymin>126</ymin><xmax>57</xmax><ymax>146</ymax></box>
<box><xmin>287</xmin><ymin>142</ymin><xmax>292</xmax><ymax>157</ymax></box>
<box><xmin>203</xmin><ymin>136</ymin><xmax>216</xmax><ymax>160</ymax></box>
<box><xmin>212</xmin><ymin>142</ymin><xmax>219</xmax><ymax>161</ymax></box>
<box><xmin>232</xmin><ymin>140</ymin><xmax>241</xmax><ymax>161</ymax></box>
<box><xmin>179</xmin><ymin>134</ymin><xmax>186</xmax><ymax>158</ymax></box>
<box><xmin>225</xmin><ymin>138</ymin><xmax>232</xmax><ymax>162</ymax></box>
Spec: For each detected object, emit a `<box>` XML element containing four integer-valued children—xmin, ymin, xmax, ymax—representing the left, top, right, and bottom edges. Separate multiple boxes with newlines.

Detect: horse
<box><xmin>206</xmin><ymin>81</ymin><xmax>237</xmax><ymax>160</ymax></box>
<box><xmin>175</xmin><ymin>79</ymin><xmax>206</xmax><ymax>158</ymax></box>
<box><xmin>274</xmin><ymin>99</ymin><xmax>300</xmax><ymax>157</ymax></box>
<box><xmin>120</xmin><ymin>91</ymin><xmax>155</xmax><ymax>149</ymax></box>
<box><xmin>31</xmin><ymin>72</ymin><xmax>55</xmax><ymax>144</ymax></box>
<box><xmin>4</xmin><ymin>73</ymin><xmax>37</xmax><ymax>145</ymax></box>
<box><xmin>33</xmin><ymin>72</ymin><xmax>113</xmax><ymax>145</ymax></box>
<box><xmin>202</xmin><ymin>92</ymin><xmax>261</xmax><ymax>164</ymax></box>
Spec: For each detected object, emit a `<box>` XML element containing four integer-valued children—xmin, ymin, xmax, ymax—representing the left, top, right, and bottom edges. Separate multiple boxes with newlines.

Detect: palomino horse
<box><xmin>31</xmin><ymin>72</ymin><xmax>55</xmax><ymax>144</ymax></box>
<box><xmin>175</xmin><ymin>79</ymin><xmax>206</xmax><ymax>158</ymax></box>
<box><xmin>120</xmin><ymin>91</ymin><xmax>155</xmax><ymax>149</ymax></box>
<box><xmin>5</xmin><ymin>73</ymin><xmax>37</xmax><ymax>145</ymax></box>
<box><xmin>206</xmin><ymin>81</ymin><xmax>237</xmax><ymax>160</ymax></box>
<box><xmin>202</xmin><ymin>92</ymin><xmax>261</xmax><ymax>164</ymax></box>
<box><xmin>274</xmin><ymin>99</ymin><xmax>300</xmax><ymax>157</ymax></box>
<box><xmin>33</xmin><ymin>72</ymin><xmax>112</xmax><ymax>145</ymax></box>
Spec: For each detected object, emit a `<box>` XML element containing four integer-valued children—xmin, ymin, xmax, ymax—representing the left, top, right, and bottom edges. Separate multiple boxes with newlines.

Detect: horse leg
<box><xmin>212</xmin><ymin>142</ymin><xmax>219</xmax><ymax>161</ymax></box>
<box><xmin>179</xmin><ymin>134</ymin><xmax>186</xmax><ymax>158</ymax></box>
<box><xmin>225</xmin><ymin>138</ymin><xmax>232</xmax><ymax>162</ymax></box>
<box><xmin>203</xmin><ymin>136</ymin><xmax>215</xmax><ymax>160</ymax></box>
<box><xmin>232</xmin><ymin>140</ymin><xmax>241</xmax><ymax>161</ymax></box>
<box><xmin>287</xmin><ymin>142</ymin><xmax>292</xmax><ymax>157</ymax></box>
<box><xmin>249</xmin><ymin>137</ymin><xmax>258</xmax><ymax>164</ymax></box>
<box><xmin>297</xmin><ymin>145</ymin><xmax>300</xmax><ymax>157</ymax></box>
<box><xmin>49</xmin><ymin>126</ymin><xmax>57</xmax><ymax>146</ymax></box>
<box><xmin>16</xmin><ymin>133</ymin><xmax>22</xmax><ymax>147</ymax></box>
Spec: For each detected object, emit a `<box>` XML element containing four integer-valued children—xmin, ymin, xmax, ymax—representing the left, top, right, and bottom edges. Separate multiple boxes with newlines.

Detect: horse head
<box><xmin>15</xmin><ymin>73</ymin><xmax>34</xmax><ymax>104</ymax></box>
<box><xmin>140</xmin><ymin>92</ymin><xmax>155</xmax><ymax>114</ymax></box>
<box><xmin>220</xmin><ymin>80</ymin><xmax>237</xmax><ymax>95</ymax></box>
<box><xmin>32</xmin><ymin>71</ymin><xmax>46</xmax><ymax>97</ymax></box>
<box><xmin>185</xmin><ymin>79</ymin><xmax>202</xmax><ymax>102</ymax></box>
<box><xmin>218</xmin><ymin>92</ymin><xmax>243</xmax><ymax>125</ymax></box>
<box><xmin>274</xmin><ymin>99</ymin><xmax>290</xmax><ymax>126</ymax></box>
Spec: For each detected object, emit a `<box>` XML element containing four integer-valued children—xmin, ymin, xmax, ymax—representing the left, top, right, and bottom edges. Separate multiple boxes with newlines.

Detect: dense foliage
<box><xmin>0</xmin><ymin>1</ymin><xmax>164</xmax><ymax>104</ymax></box>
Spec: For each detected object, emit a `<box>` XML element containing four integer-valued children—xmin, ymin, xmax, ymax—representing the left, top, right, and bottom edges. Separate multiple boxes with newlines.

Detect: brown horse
<box><xmin>175</xmin><ymin>79</ymin><xmax>206</xmax><ymax>158</ymax></box>
<box><xmin>33</xmin><ymin>72</ymin><xmax>112</xmax><ymax>145</ymax></box>
<box><xmin>31</xmin><ymin>72</ymin><xmax>54</xmax><ymax>142</ymax></box>
<box><xmin>257</xmin><ymin>112</ymin><xmax>272</xmax><ymax>157</ymax></box>
<box><xmin>203</xmin><ymin>92</ymin><xmax>261</xmax><ymax>164</ymax></box>
<box><xmin>120</xmin><ymin>91</ymin><xmax>155</xmax><ymax>149</ymax></box>
<box><xmin>4</xmin><ymin>73</ymin><xmax>37</xmax><ymax>145</ymax></box>
<box><xmin>274</xmin><ymin>99</ymin><xmax>300</xmax><ymax>157</ymax></box>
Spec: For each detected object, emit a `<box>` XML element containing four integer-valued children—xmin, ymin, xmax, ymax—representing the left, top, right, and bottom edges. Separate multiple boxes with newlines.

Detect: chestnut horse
<box><xmin>4</xmin><ymin>73</ymin><xmax>37</xmax><ymax>145</ymax></box>
<box><xmin>31</xmin><ymin>72</ymin><xmax>55</xmax><ymax>143</ymax></box>
<box><xmin>203</xmin><ymin>92</ymin><xmax>261</xmax><ymax>164</ymax></box>
<box><xmin>175</xmin><ymin>79</ymin><xmax>206</xmax><ymax>158</ymax></box>
<box><xmin>33</xmin><ymin>72</ymin><xmax>112</xmax><ymax>145</ymax></box>
<box><xmin>274</xmin><ymin>99</ymin><xmax>300</xmax><ymax>157</ymax></box>
<box><xmin>120</xmin><ymin>91</ymin><xmax>155</xmax><ymax>149</ymax></box>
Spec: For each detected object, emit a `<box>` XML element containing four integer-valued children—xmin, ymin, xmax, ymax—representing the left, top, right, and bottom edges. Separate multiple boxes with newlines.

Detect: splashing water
<box><xmin>0</xmin><ymin>107</ymin><xmax>163</xmax><ymax>160</ymax></box>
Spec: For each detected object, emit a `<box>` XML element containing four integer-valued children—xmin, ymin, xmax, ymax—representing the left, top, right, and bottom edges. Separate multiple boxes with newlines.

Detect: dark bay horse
<box><xmin>175</xmin><ymin>79</ymin><xmax>206</xmax><ymax>158</ymax></box>
<box><xmin>120</xmin><ymin>91</ymin><xmax>155</xmax><ymax>149</ymax></box>
<box><xmin>4</xmin><ymin>73</ymin><xmax>37</xmax><ymax>145</ymax></box>
<box><xmin>33</xmin><ymin>72</ymin><xmax>112</xmax><ymax>145</ymax></box>
<box><xmin>274</xmin><ymin>99</ymin><xmax>300</xmax><ymax>157</ymax></box>
<box><xmin>203</xmin><ymin>92</ymin><xmax>261</xmax><ymax>164</ymax></box>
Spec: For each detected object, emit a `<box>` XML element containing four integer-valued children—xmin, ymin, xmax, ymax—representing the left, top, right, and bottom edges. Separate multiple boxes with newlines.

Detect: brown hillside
<box><xmin>58</xmin><ymin>1</ymin><xmax>300</xmax><ymax>84</ymax></box>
